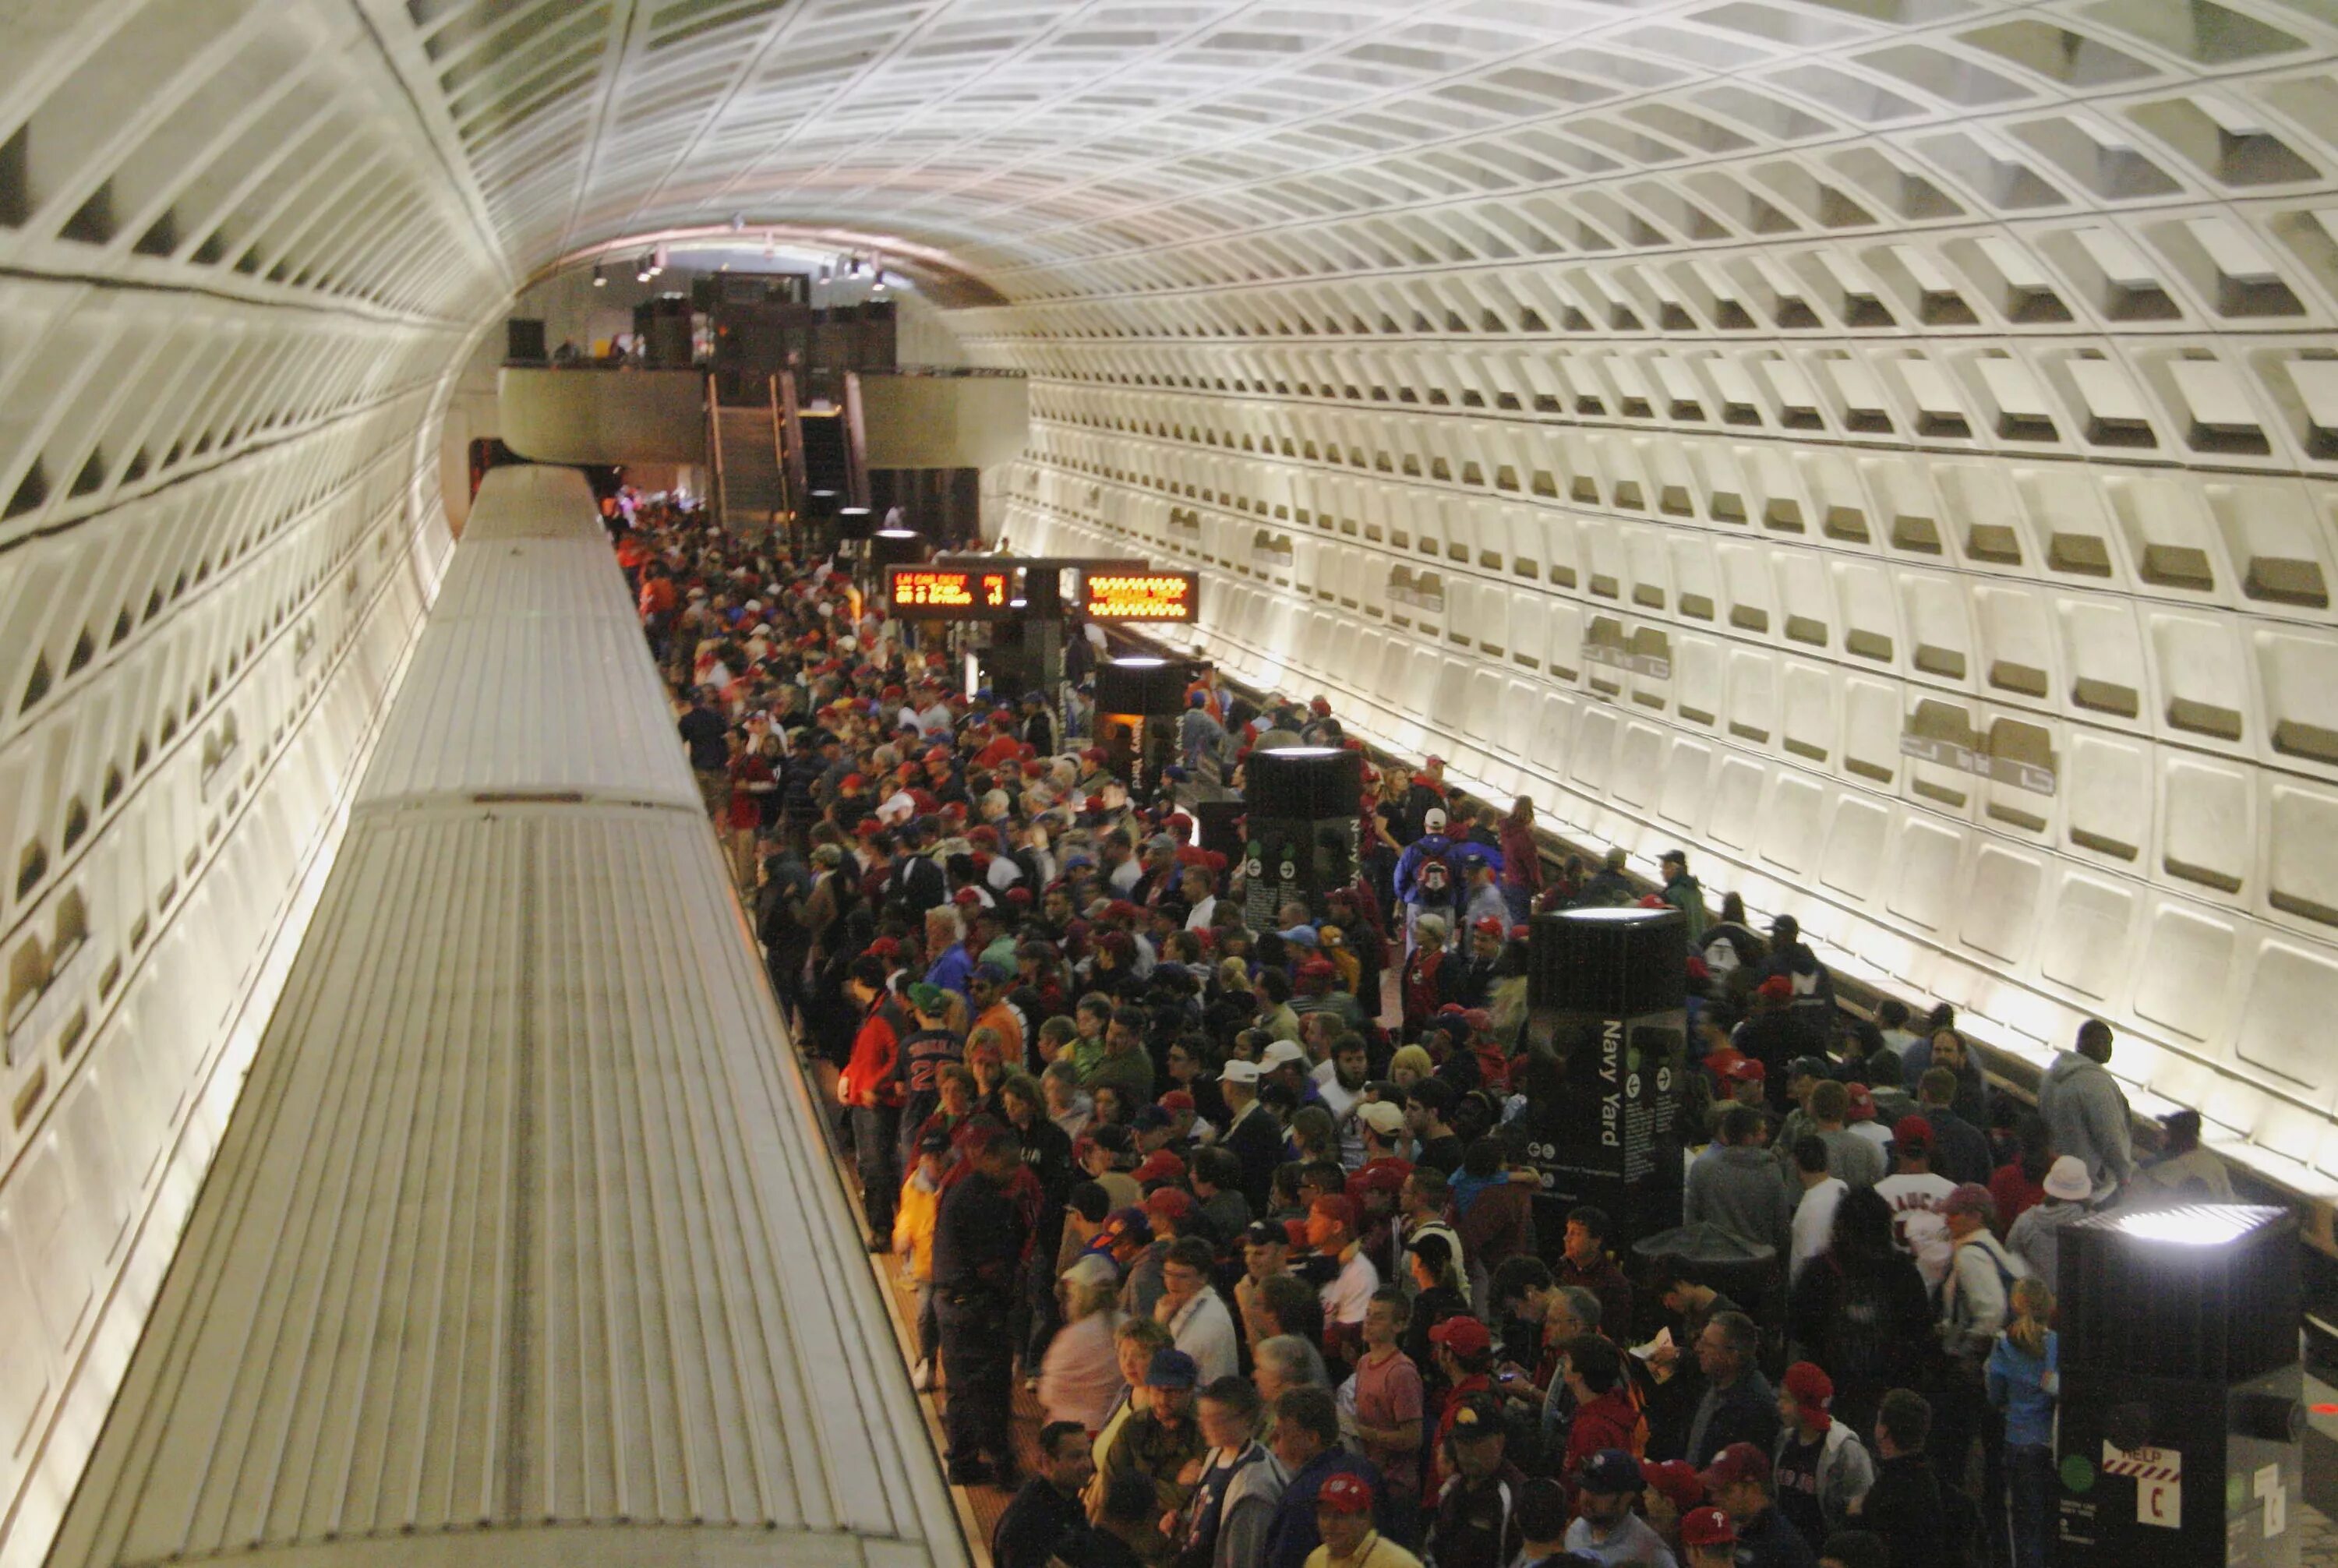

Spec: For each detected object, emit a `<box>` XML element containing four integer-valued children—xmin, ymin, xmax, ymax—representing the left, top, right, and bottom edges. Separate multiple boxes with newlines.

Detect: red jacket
<box><xmin>1563</xmin><ymin>1385</ymin><xmax>1649</xmax><ymax>1511</ymax></box>
<box><xmin>840</xmin><ymin>997</ymin><xmax>905</xmax><ymax>1107</ymax></box>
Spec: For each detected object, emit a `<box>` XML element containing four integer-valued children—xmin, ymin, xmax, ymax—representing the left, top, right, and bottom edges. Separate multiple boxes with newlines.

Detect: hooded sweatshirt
<box><xmin>2037</xmin><ymin>1051</ymin><xmax>2132</xmax><ymax>1202</ymax></box>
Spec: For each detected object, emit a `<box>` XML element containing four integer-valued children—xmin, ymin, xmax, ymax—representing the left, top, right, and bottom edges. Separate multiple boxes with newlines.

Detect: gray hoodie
<box><xmin>2039</xmin><ymin>1051</ymin><xmax>2132</xmax><ymax>1202</ymax></box>
<box><xmin>1686</xmin><ymin>1144</ymin><xmax>1796</xmax><ymax>1260</ymax></box>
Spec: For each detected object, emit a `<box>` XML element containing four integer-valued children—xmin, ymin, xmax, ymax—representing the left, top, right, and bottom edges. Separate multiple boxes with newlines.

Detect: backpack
<box><xmin>1414</xmin><ymin>853</ymin><xmax>1452</xmax><ymax>905</ymax></box>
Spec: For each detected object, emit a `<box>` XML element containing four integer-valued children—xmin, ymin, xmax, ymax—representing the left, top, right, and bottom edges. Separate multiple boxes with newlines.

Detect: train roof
<box><xmin>48</xmin><ymin>804</ymin><xmax>962</xmax><ymax>1568</ymax></box>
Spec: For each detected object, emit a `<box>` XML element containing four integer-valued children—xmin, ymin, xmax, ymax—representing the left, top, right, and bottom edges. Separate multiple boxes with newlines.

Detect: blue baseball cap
<box><xmin>1145</xmin><ymin>1348</ymin><xmax>1200</xmax><ymax>1390</ymax></box>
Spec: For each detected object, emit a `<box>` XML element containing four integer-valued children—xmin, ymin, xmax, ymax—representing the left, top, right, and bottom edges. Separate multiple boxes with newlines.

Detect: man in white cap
<box><xmin>1220</xmin><ymin>1058</ymin><xmax>1281</xmax><ymax>1217</ymax></box>
<box><xmin>1260</xmin><ymin>1038</ymin><xmax>1313</xmax><ymax>1103</ymax></box>
<box><xmin>2006</xmin><ymin>1154</ymin><xmax>2092</xmax><ymax>1294</ymax></box>
<box><xmin>1393</xmin><ymin>807</ymin><xmax>1458</xmax><ymax>954</ymax></box>
<box><xmin>1356</xmin><ymin>1099</ymin><xmax>1411</xmax><ymax>1174</ymax></box>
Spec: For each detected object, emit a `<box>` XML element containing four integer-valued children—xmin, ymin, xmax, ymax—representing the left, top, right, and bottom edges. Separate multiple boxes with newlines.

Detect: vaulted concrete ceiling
<box><xmin>1</xmin><ymin>3</ymin><xmax>2336</xmax><ymax>1563</ymax></box>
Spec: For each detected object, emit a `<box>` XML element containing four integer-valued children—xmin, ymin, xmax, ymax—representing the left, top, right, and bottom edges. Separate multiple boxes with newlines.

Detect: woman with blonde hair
<box><xmin>1987</xmin><ymin>1276</ymin><xmax>2060</xmax><ymax>1568</ymax></box>
<box><xmin>1037</xmin><ymin>1253</ymin><xmax>1127</xmax><ymax>1432</ymax></box>
<box><xmin>1388</xmin><ymin>1044</ymin><xmax>1435</xmax><ymax>1090</ymax></box>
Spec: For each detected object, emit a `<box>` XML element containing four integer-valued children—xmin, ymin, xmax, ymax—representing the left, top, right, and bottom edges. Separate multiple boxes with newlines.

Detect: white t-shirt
<box><xmin>1873</xmin><ymin>1171</ymin><xmax>1958</xmax><ymax>1289</ymax></box>
<box><xmin>1320</xmin><ymin>1248</ymin><xmax>1380</xmax><ymax>1326</ymax></box>
<box><xmin>1186</xmin><ymin>895</ymin><xmax>1217</xmax><ymax>932</ymax></box>
<box><xmin>1790</xmin><ymin>1177</ymin><xmax>1847</xmax><ymax>1284</ymax></box>
<box><xmin>1165</xmin><ymin>1287</ymin><xmax>1241</xmax><ymax>1386</ymax></box>
<box><xmin>1312</xmin><ymin>1065</ymin><xmax>1365</xmax><ymax>1169</ymax></box>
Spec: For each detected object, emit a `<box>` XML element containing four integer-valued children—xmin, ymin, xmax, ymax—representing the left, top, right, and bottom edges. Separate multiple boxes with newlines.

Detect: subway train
<box><xmin>41</xmin><ymin>467</ymin><xmax>965</xmax><ymax>1568</ymax></box>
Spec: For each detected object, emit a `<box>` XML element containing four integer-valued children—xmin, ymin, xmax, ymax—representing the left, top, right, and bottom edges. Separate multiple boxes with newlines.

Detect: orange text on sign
<box><xmin>1084</xmin><ymin>573</ymin><xmax>1196</xmax><ymax>621</ymax></box>
<box><xmin>889</xmin><ymin>569</ymin><xmax>1011</xmax><ymax>611</ymax></box>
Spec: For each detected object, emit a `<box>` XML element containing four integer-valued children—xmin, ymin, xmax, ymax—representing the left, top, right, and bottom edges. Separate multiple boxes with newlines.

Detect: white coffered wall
<box><xmin>0</xmin><ymin>1</ymin><xmax>2335</xmax><ymax>1561</ymax></box>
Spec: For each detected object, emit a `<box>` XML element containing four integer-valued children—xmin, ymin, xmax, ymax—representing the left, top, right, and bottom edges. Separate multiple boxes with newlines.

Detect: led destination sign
<box><xmin>886</xmin><ymin>567</ymin><xmax>1017</xmax><ymax>619</ymax></box>
<box><xmin>1082</xmin><ymin>570</ymin><xmax>1199</xmax><ymax>622</ymax></box>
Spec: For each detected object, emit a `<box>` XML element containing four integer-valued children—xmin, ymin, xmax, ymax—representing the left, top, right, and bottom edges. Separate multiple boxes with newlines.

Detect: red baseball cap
<box><xmin>1471</xmin><ymin>916</ymin><xmax>1505</xmax><ymax>937</ymax></box>
<box><xmin>1643</xmin><ymin>1459</ymin><xmax>1704</xmax><ymax>1512</ymax></box>
<box><xmin>1892</xmin><ymin>1114</ymin><xmax>1934</xmax><ymax>1151</ymax></box>
<box><xmin>1700</xmin><ymin>1441</ymin><xmax>1771</xmax><ymax>1494</ymax></box>
<box><xmin>1679</xmin><ymin>1506</ymin><xmax>1737</xmax><ymax>1549</ymax></box>
<box><xmin>1428</xmin><ymin>1315</ymin><xmax>1491</xmax><ymax>1357</ymax></box>
<box><xmin>1317</xmin><ymin>1472</ymin><xmax>1375</xmax><ymax>1515</ymax></box>
<box><xmin>1782</xmin><ymin>1361</ymin><xmax>1834</xmax><ymax>1424</ymax></box>
<box><xmin>1724</xmin><ymin>1057</ymin><xmax>1765</xmax><ymax>1083</ymax></box>
<box><xmin>1845</xmin><ymin>1083</ymin><xmax>1876</xmax><ymax>1121</ymax></box>
<box><xmin>1132</xmin><ymin>1150</ymin><xmax>1187</xmax><ymax>1186</ymax></box>
<box><xmin>1309</xmin><ymin>1193</ymin><xmax>1358</xmax><ymax>1231</ymax></box>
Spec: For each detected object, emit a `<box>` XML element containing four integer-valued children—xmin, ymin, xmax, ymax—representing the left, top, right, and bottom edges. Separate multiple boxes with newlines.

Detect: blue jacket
<box><xmin>925</xmin><ymin>944</ymin><xmax>974</xmax><ymax>998</ymax></box>
<box><xmin>1394</xmin><ymin>832</ymin><xmax>1456</xmax><ymax>907</ymax></box>
<box><xmin>1987</xmin><ymin>1330</ymin><xmax>2058</xmax><ymax>1450</ymax></box>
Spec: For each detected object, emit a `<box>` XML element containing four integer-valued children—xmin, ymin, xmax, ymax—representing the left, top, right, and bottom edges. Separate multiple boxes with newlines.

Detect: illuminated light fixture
<box><xmin>591</xmin><ymin>263</ymin><xmax>606</xmax><ymax>288</ymax></box>
<box><xmin>2112</xmin><ymin>1206</ymin><xmax>2281</xmax><ymax>1248</ymax></box>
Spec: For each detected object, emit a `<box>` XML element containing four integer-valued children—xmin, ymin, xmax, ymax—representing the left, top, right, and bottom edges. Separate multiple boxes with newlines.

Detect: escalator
<box><xmin>708</xmin><ymin>379</ymin><xmax>785</xmax><ymax>537</ymax></box>
<box><xmin>798</xmin><ymin>409</ymin><xmax>851</xmax><ymax>510</ymax></box>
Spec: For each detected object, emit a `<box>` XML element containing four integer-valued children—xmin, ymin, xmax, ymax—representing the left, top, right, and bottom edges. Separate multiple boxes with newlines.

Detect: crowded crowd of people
<box><xmin>603</xmin><ymin>480</ymin><xmax>2223</xmax><ymax>1568</ymax></box>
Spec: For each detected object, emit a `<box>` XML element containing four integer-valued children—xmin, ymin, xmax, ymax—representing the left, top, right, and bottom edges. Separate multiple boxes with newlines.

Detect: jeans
<box><xmin>2006</xmin><ymin>1444</ymin><xmax>2053</xmax><ymax>1568</ymax></box>
<box><xmin>850</xmin><ymin>1104</ymin><xmax>899</xmax><ymax>1235</ymax></box>
<box><xmin>915</xmin><ymin>1281</ymin><xmax>939</xmax><ymax>1364</ymax></box>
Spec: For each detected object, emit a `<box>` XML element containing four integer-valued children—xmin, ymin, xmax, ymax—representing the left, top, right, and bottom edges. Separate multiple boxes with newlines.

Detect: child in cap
<box><xmin>895</xmin><ymin>1129</ymin><xmax>952</xmax><ymax>1390</ymax></box>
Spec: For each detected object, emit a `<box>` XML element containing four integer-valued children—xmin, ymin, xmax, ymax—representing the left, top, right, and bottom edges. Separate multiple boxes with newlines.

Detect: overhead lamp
<box><xmin>591</xmin><ymin>263</ymin><xmax>606</xmax><ymax>288</ymax></box>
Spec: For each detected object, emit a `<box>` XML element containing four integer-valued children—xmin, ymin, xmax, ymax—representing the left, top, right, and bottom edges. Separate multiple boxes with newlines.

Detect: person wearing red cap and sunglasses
<box><xmin>1307</xmin><ymin>1471</ymin><xmax>1421</xmax><ymax>1568</ymax></box>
